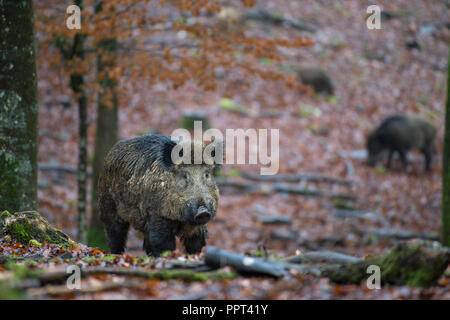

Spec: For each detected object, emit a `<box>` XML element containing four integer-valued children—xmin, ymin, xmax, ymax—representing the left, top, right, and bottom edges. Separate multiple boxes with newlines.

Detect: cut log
<box><xmin>205</xmin><ymin>247</ymin><xmax>287</xmax><ymax>278</ymax></box>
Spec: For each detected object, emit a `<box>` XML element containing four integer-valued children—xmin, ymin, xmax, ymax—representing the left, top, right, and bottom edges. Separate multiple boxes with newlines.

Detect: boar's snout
<box><xmin>184</xmin><ymin>200</ymin><xmax>215</xmax><ymax>225</ymax></box>
<box><xmin>194</xmin><ymin>206</ymin><xmax>211</xmax><ymax>224</ymax></box>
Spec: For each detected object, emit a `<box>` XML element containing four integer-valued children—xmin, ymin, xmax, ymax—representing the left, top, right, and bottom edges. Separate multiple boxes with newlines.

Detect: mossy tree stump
<box><xmin>0</xmin><ymin>211</ymin><xmax>74</xmax><ymax>248</ymax></box>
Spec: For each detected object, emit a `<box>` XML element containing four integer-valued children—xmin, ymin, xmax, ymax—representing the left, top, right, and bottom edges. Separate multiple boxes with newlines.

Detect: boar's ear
<box><xmin>162</xmin><ymin>140</ymin><xmax>182</xmax><ymax>170</ymax></box>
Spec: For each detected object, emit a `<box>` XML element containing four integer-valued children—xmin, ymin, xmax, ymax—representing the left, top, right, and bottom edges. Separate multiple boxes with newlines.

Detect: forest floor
<box><xmin>3</xmin><ymin>0</ymin><xmax>450</xmax><ymax>299</ymax></box>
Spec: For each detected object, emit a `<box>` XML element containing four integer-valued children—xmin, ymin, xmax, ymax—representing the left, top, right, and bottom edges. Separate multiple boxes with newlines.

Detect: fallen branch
<box><xmin>37</xmin><ymin>266</ymin><xmax>235</xmax><ymax>283</ymax></box>
<box><xmin>284</xmin><ymin>250</ymin><xmax>362</xmax><ymax>264</ymax></box>
<box><xmin>359</xmin><ymin>228</ymin><xmax>440</xmax><ymax>241</ymax></box>
<box><xmin>256</xmin><ymin>215</ymin><xmax>292</xmax><ymax>225</ymax></box>
<box><xmin>239</xmin><ymin>171</ymin><xmax>355</xmax><ymax>186</ymax></box>
<box><xmin>27</xmin><ymin>280</ymin><xmax>140</xmax><ymax>297</ymax></box>
<box><xmin>243</xmin><ymin>9</ymin><xmax>317</xmax><ymax>32</ymax></box>
<box><xmin>333</xmin><ymin>209</ymin><xmax>388</xmax><ymax>224</ymax></box>
<box><xmin>217</xmin><ymin>179</ymin><xmax>357</xmax><ymax>200</ymax></box>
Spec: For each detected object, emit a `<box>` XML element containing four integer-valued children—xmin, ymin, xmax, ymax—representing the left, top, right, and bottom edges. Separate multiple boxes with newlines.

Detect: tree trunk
<box><xmin>443</xmin><ymin>49</ymin><xmax>450</xmax><ymax>247</ymax></box>
<box><xmin>69</xmin><ymin>0</ymin><xmax>87</xmax><ymax>244</ymax></box>
<box><xmin>89</xmin><ymin>1</ymin><xmax>119</xmax><ymax>249</ymax></box>
<box><xmin>0</xmin><ymin>1</ymin><xmax>38</xmax><ymax>212</ymax></box>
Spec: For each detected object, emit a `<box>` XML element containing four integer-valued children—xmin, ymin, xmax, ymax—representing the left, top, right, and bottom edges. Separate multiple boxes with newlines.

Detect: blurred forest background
<box><xmin>0</xmin><ymin>0</ymin><xmax>450</xmax><ymax>299</ymax></box>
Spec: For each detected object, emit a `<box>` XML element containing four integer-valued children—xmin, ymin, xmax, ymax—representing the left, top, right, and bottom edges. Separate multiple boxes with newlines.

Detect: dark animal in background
<box><xmin>98</xmin><ymin>134</ymin><xmax>221</xmax><ymax>257</ymax></box>
<box><xmin>297</xmin><ymin>66</ymin><xmax>334</xmax><ymax>96</ymax></box>
<box><xmin>366</xmin><ymin>115</ymin><xmax>436</xmax><ymax>171</ymax></box>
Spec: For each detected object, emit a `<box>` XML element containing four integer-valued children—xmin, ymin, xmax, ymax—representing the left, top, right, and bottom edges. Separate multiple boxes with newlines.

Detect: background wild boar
<box><xmin>98</xmin><ymin>134</ymin><xmax>220</xmax><ymax>256</ymax></box>
<box><xmin>366</xmin><ymin>115</ymin><xmax>436</xmax><ymax>171</ymax></box>
<box><xmin>297</xmin><ymin>66</ymin><xmax>334</xmax><ymax>96</ymax></box>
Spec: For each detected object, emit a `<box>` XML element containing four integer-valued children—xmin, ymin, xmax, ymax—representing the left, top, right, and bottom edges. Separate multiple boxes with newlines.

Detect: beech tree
<box><xmin>0</xmin><ymin>1</ymin><xmax>39</xmax><ymax>213</ymax></box>
<box><xmin>442</xmin><ymin>50</ymin><xmax>450</xmax><ymax>247</ymax></box>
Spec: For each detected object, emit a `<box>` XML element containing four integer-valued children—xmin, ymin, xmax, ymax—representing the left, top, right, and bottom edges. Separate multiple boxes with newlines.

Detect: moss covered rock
<box><xmin>0</xmin><ymin>211</ymin><xmax>74</xmax><ymax>248</ymax></box>
<box><xmin>322</xmin><ymin>240</ymin><xmax>450</xmax><ymax>287</ymax></box>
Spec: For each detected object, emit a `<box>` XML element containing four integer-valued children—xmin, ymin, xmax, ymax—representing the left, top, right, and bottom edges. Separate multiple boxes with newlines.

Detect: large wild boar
<box><xmin>98</xmin><ymin>134</ymin><xmax>221</xmax><ymax>256</ymax></box>
<box><xmin>366</xmin><ymin>115</ymin><xmax>436</xmax><ymax>171</ymax></box>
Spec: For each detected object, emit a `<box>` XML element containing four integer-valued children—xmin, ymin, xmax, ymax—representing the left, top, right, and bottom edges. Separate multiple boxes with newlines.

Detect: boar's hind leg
<box><xmin>182</xmin><ymin>227</ymin><xmax>207</xmax><ymax>254</ymax></box>
<box><xmin>145</xmin><ymin>217</ymin><xmax>176</xmax><ymax>257</ymax></box>
<box><xmin>99</xmin><ymin>194</ymin><xmax>129</xmax><ymax>254</ymax></box>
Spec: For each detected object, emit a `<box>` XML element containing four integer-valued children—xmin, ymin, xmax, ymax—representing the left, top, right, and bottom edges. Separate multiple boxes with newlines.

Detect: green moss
<box><xmin>0</xmin><ymin>285</ymin><xmax>24</xmax><ymax>300</ymax></box>
<box><xmin>101</xmin><ymin>255</ymin><xmax>117</xmax><ymax>262</ymax></box>
<box><xmin>1</xmin><ymin>211</ymin><xmax>74</xmax><ymax>248</ymax></box>
<box><xmin>228</xmin><ymin>168</ymin><xmax>240</xmax><ymax>178</ymax></box>
<box><xmin>146</xmin><ymin>269</ymin><xmax>237</xmax><ymax>282</ymax></box>
<box><xmin>28</xmin><ymin>239</ymin><xmax>41</xmax><ymax>247</ymax></box>
<box><xmin>161</xmin><ymin>251</ymin><xmax>172</xmax><ymax>258</ymax></box>
<box><xmin>219</xmin><ymin>98</ymin><xmax>251</xmax><ymax>115</ymax></box>
<box><xmin>323</xmin><ymin>242</ymin><xmax>450</xmax><ymax>287</ymax></box>
<box><xmin>0</xmin><ymin>210</ymin><xmax>12</xmax><ymax>219</ymax></box>
<box><xmin>375</xmin><ymin>165</ymin><xmax>388</xmax><ymax>174</ymax></box>
<box><xmin>0</xmin><ymin>151</ymin><xmax>29</xmax><ymax>212</ymax></box>
<box><xmin>332</xmin><ymin>199</ymin><xmax>356</xmax><ymax>210</ymax></box>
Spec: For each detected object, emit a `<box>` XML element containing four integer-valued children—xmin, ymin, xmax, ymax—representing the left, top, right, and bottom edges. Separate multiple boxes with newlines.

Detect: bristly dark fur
<box><xmin>98</xmin><ymin>133</ymin><xmax>220</xmax><ymax>256</ymax></box>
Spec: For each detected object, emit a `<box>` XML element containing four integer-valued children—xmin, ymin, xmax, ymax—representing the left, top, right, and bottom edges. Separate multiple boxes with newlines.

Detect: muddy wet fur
<box><xmin>366</xmin><ymin>115</ymin><xmax>437</xmax><ymax>171</ymax></box>
<box><xmin>98</xmin><ymin>134</ymin><xmax>220</xmax><ymax>257</ymax></box>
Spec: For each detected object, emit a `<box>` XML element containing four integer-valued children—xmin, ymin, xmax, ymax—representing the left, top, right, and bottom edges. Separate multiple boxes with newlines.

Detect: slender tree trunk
<box><xmin>69</xmin><ymin>0</ymin><xmax>88</xmax><ymax>244</ymax></box>
<box><xmin>442</xmin><ymin>49</ymin><xmax>450</xmax><ymax>247</ymax></box>
<box><xmin>0</xmin><ymin>1</ymin><xmax>38</xmax><ymax>212</ymax></box>
<box><xmin>89</xmin><ymin>1</ymin><xmax>119</xmax><ymax>249</ymax></box>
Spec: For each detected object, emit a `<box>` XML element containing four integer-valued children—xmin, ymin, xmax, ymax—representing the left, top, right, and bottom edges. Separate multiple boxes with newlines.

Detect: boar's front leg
<box><xmin>386</xmin><ymin>149</ymin><xmax>394</xmax><ymax>169</ymax></box>
<box><xmin>144</xmin><ymin>217</ymin><xmax>176</xmax><ymax>257</ymax></box>
<box><xmin>422</xmin><ymin>147</ymin><xmax>433</xmax><ymax>172</ymax></box>
<box><xmin>181</xmin><ymin>227</ymin><xmax>208</xmax><ymax>254</ymax></box>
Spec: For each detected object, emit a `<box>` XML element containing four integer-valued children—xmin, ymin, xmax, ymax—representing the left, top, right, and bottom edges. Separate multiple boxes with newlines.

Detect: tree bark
<box><xmin>89</xmin><ymin>1</ymin><xmax>119</xmax><ymax>249</ymax></box>
<box><xmin>0</xmin><ymin>1</ymin><xmax>38</xmax><ymax>212</ymax></box>
<box><xmin>442</xmin><ymin>49</ymin><xmax>450</xmax><ymax>246</ymax></box>
<box><xmin>69</xmin><ymin>0</ymin><xmax>87</xmax><ymax>244</ymax></box>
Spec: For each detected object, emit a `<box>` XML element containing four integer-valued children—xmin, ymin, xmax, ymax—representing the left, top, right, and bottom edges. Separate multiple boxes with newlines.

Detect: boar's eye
<box><xmin>204</xmin><ymin>170</ymin><xmax>212</xmax><ymax>179</ymax></box>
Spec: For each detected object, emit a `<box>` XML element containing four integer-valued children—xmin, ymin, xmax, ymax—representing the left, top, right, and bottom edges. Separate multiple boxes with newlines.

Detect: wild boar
<box><xmin>366</xmin><ymin>115</ymin><xmax>436</xmax><ymax>171</ymax></box>
<box><xmin>297</xmin><ymin>66</ymin><xmax>334</xmax><ymax>96</ymax></box>
<box><xmin>98</xmin><ymin>134</ymin><xmax>221</xmax><ymax>256</ymax></box>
